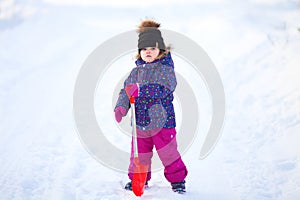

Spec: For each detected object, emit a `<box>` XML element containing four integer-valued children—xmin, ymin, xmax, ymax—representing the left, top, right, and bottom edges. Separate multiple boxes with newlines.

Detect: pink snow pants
<box><xmin>128</xmin><ymin>128</ymin><xmax>188</xmax><ymax>183</ymax></box>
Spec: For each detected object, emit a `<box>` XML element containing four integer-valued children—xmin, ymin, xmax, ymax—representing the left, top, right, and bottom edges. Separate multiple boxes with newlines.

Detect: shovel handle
<box><xmin>130</xmin><ymin>96</ymin><xmax>138</xmax><ymax>158</ymax></box>
<box><xmin>130</xmin><ymin>96</ymin><xmax>135</xmax><ymax>104</ymax></box>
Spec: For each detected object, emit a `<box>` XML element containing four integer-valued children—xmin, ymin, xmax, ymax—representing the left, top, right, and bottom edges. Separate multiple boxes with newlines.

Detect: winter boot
<box><xmin>124</xmin><ymin>181</ymin><xmax>148</xmax><ymax>191</ymax></box>
<box><xmin>171</xmin><ymin>180</ymin><xmax>186</xmax><ymax>194</ymax></box>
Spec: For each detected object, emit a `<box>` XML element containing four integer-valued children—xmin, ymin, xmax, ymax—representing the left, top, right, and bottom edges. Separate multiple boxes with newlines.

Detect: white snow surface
<box><xmin>1</xmin><ymin>0</ymin><xmax>300</xmax><ymax>199</ymax></box>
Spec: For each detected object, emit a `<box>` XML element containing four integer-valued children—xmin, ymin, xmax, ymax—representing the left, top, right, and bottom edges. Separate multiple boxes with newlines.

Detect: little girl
<box><xmin>114</xmin><ymin>19</ymin><xmax>188</xmax><ymax>193</ymax></box>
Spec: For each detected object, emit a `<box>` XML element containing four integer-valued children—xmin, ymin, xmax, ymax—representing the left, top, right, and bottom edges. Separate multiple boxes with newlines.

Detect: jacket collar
<box><xmin>135</xmin><ymin>52</ymin><xmax>174</xmax><ymax>68</ymax></box>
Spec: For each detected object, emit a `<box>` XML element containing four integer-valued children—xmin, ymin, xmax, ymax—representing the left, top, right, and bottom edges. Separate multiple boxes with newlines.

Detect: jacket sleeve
<box><xmin>139</xmin><ymin>65</ymin><xmax>177</xmax><ymax>99</ymax></box>
<box><xmin>114</xmin><ymin>69</ymin><xmax>138</xmax><ymax>112</ymax></box>
<box><xmin>114</xmin><ymin>88</ymin><xmax>130</xmax><ymax>113</ymax></box>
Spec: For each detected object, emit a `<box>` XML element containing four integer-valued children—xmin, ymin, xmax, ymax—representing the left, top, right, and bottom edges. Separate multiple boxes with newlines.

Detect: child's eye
<box><xmin>151</xmin><ymin>47</ymin><xmax>156</xmax><ymax>50</ymax></box>
<box><xmin>141</xmin><ymin>48</ymin><xmax>147</xmax><ymax>51</ymax></box>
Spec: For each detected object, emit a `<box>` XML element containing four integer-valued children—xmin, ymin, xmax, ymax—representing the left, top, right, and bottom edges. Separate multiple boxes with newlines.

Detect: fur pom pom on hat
<box><xmin>137</xmin><ymin>19</ymin><xmax>166</xmax><ymax>51</ymax></box>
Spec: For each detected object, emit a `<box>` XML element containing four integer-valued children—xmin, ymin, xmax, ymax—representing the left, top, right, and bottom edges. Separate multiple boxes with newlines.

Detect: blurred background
<box><xmin>0</xmin><ymin>0</ymin><xmax>300</xmax><ymax>199</ymax></box>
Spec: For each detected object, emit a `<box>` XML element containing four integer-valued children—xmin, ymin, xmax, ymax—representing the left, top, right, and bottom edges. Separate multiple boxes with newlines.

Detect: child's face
<box><xmin>140</xmin><ymin>47</ymin><xmax>160</xmax><ymax>63</ymax></box>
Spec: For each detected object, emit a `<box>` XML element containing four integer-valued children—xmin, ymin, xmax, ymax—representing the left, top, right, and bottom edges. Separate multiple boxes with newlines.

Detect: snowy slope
<box><xmin>1</xmin><ymin>0</ymin><xmax>300</xmax><ymax>199</ymax></box>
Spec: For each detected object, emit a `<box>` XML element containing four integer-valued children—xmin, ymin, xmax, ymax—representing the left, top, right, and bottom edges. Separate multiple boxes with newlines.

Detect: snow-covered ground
<box><xmin>1</xmin><ymin>0</ymin><xmax>300</xmax><ymax>199</ymax></box>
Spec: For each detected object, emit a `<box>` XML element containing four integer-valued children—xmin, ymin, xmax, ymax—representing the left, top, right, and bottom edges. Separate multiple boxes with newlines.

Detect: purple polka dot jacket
<box><xmin>114</xmin><ymin>53</ymin><xmax>177</xmax><ymax>130</ymax></box>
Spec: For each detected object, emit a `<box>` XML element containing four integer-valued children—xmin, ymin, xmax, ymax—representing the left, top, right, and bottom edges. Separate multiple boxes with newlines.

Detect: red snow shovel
<box><xmin>130</xmin><ymin>96</ymin><xmax>148</xmax><ymax>197</ymax></box>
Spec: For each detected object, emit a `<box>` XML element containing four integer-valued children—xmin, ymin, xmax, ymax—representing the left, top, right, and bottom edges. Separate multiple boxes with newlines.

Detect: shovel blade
<box><xmin>132</xmin><ymin>157</ymin><xmax>148</xmax><ymax>196</ymax></box>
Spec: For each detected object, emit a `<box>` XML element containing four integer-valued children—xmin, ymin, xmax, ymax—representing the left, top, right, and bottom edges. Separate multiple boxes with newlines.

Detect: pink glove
<box><xmin>125</xmin><ymin>83</ymin><xmax>139</xmax><ymax>98</ymax></box>
<box><xmin>114</xmin><ymin>106</ymin><xmax>127</xmax><ymax>123</ymax></box>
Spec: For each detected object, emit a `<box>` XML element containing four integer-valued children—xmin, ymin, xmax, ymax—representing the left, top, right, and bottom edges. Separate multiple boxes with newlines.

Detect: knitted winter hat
<box><xmin>137</xmin><ymin>20</ymin><xmax>166</xmax><ymax>51</ymax></box>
